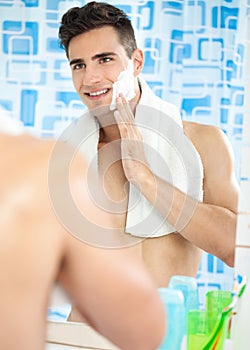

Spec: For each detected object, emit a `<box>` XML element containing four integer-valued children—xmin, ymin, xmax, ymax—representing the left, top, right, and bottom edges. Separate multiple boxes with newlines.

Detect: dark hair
<box><xmin>58</xmin><ymin>1</ymin><xmax>137</xmax><ymax>58</ymax></box>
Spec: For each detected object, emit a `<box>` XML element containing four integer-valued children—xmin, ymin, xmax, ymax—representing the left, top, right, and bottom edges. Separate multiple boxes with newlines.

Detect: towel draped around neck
<box><xmin>66</xmin><ymin>78</ymin><xmax>204</xmax><ymax>238</ymax></box>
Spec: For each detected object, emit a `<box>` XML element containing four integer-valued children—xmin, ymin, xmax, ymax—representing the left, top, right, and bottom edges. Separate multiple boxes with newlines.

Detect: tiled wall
<box><xmin>0</xmin><ymin>0</ymin><xmax>248</xmax><ymax>293</ymax></box>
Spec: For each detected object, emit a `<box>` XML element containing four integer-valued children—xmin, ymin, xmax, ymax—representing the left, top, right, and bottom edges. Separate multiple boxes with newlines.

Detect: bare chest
<box><xmin>98</xmin><ymin>143</ymin><xmax>128</xmax><ymax>229</ymax></box>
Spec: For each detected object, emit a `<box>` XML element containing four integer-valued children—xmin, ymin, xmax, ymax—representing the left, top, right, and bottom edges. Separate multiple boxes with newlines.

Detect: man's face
<box><xmin>68</xmin><ymin>26</ymin><xmax>133</xmax><ymax>111</ymax></box>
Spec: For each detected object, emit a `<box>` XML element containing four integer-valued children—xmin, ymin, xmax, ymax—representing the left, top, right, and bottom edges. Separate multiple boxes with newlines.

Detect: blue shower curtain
<box><xmin>0</xmin><ymin>0</ymin><xmax>248</xmax><ymax>301</ymax></box>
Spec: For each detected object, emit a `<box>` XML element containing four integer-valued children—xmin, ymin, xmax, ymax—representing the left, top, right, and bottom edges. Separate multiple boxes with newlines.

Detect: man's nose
<box><xmin>83</xmin><ymin>65</ymin><xmax>101</xmax><ymax>85</ymax></box>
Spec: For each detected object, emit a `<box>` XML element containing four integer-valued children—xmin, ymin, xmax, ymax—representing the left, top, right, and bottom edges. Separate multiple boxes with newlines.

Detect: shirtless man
<box><xmin>58</xmin><ymin>2</ymin><xmax>239</xmax><ymax>292</ymax></box>
<box><xmin>0</xmin><ymin>127</ymin><xmax>165</xmax><ymax>350</ymax></box>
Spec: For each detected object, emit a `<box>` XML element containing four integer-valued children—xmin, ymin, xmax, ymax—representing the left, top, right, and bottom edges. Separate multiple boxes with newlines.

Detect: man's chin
<box><xmin>89</xmin><ymin>103</ymin><xmax>116</xmax><ymax>127</ymax></box>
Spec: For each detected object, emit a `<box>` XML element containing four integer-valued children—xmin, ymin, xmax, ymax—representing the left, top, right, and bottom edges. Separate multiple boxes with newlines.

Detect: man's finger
<box><xmin>114</xmin><ymin>110</ymin><xmax>129</xmax><ymax>138</ymax></box>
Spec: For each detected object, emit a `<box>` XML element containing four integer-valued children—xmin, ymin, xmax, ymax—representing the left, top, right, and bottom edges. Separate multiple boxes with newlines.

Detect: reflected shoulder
<box><xmin>182</xmin><ymin>120</ymin><xmax>223</xmax><ymax>141</ymax></box>
<box><xmin>182</xmin><ymin>120</ymin><xmax>229</xmax><ymax>155</ymax></box>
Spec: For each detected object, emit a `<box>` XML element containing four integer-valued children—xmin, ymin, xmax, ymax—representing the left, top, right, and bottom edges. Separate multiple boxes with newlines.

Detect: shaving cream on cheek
<box><xmin>110</xmin><ymin>59</ymin><xmax>136</xmax><ymax>110</ymax></box>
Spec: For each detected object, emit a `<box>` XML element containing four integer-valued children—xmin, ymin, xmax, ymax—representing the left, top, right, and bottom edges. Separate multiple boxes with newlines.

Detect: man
<box><xmin>0</xmin><ymin>124</ymin><xmax>165</xmax><ymax>349</ymax></box>
<box><xmin>58</xmin><ymin>1</ymin><xmax>239</xmax><ymax>290</ymax></box>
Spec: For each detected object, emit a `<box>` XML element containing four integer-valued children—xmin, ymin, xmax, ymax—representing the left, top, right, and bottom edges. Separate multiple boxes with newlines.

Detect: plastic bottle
<box><xmin>157</xmin><ymin>288</ymin><xmax>186</xmax><ymax>350</ymax></box>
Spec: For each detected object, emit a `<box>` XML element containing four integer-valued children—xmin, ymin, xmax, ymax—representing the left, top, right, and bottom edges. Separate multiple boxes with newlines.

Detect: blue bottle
<box><xmin>157</xmin><ymin>288</ymin><xmax>186</xmax><ymax>350</ymax></box>
<box><xmin>168</xmin><ymin>275</ymin><xmax>199</xmax><ymax>312</ymax></box>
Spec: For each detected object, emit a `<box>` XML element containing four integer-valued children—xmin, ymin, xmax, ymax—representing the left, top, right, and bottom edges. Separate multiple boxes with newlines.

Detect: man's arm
<box><xmin>114</xmin><ymin>97</ymin><xmax>239</xmax><ymax>266</ymax></box>
<box><xmin>59</xmin><ymin>237</ymin><xmax>166</xmax><ymax>350</ymax></box>
<box><xmin>182</xmin><ymin>122</ymin><xmax>239</xmax><ymax>266</ymax></box>
<box><xmin>0</xmin><ymin>134</ymin><xmax>165</xmax><ymax>350</ymax></box>
<box><xmin>57</xmin><ymin>152</ymin><xmax>166</xmax><ymax>350</ymax></box>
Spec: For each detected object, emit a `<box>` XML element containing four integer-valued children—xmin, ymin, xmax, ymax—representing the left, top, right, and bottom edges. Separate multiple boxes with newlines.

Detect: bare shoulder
<box><xmin>0</xmin><ymin>134</ymin><xmax>57</xmax><ymax>208</ymax></box>
<box><xmin>183</xmin><ymin>121</ymin><xmax>225</xmax><ymax>145</ymax></box>
<box><xmin>182</xmin><ymin>121</ymin><xmax>233</xmax><ymax>164</ymax></box>
<box><xmin>182</xmin><ymin>121</ymin><xmax>239</xmax><ymax>201</ymax></box>
<box><xmin>0</xmin><ymin>133</ymin><xmax>55</xmax><ymax>156</ymax></box>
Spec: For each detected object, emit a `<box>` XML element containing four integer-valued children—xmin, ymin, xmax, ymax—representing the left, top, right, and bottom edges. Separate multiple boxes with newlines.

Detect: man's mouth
<box><xmin>86</xmin><ymin>89</ymin><xmax>110</xmax><ymax>97</ymax></box>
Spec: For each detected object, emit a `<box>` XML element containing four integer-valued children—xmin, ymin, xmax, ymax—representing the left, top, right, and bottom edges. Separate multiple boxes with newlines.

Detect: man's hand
<box><xmin>114</xmin><ymin>94</ymin><xmax>154</xmax><ymax>188</ymax></box>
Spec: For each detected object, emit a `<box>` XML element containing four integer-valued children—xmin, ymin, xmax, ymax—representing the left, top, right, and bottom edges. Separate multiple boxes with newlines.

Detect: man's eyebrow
<box><xmin>69</xmin><ymin>58</ymin><xmax>84</xmax><ymax>66</ymax></box>
<box><xmin>92</xmin><ymin>52</ymin><xmax>117</xmax><ymax>60</ymax></box>
<box><xmin>70</xmin><ymin>52</ymin><xmax>117</xmax><ymax>66</ymax></box>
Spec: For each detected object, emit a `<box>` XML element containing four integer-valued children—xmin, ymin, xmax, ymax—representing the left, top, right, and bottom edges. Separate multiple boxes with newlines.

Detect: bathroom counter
<box><xmin>46</xmin><ymin>339</ymin><xmax>234</xmax><ymax>350</ymax></box>
<box><xmin>46</xmin><ymin>345</ymin><xmax>94</xmax><ymax>350</ymax></box>
<box><xmin>46</xmin><ymin>321</ymin><xmax>234</xmax><ymax>350</ymax></box>
<box><xmin>46</xmin><ymin>321</ymin><xmax>119</xmax><ymax>350</ymax></box>
<box><xmin>46</xmin><ymin>344</ymin><xmax>106</xmax><ymax>350</ymax></box>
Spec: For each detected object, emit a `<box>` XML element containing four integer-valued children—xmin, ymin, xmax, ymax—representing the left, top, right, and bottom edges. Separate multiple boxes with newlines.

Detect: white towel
<box><xmin>66</xmin><ymin>78</ymin><xmax>203</xmax><ymax>238</ymax></box>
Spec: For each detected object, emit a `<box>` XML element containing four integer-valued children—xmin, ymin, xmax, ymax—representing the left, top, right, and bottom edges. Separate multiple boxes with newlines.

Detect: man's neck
<box><xmin>99</xmin><ymin>123</ymin><xmax>121</xmax><ymax>144</ymax></box>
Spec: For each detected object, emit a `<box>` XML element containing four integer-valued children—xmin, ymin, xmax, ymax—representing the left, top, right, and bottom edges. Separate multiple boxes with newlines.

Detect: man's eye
<box><xmin>100</xmin><ymin>57</ymin><xmax>112</xmax><ymax>63</ymax></box>
<box><xmin>73</xmin><ymin>63</ymin><xmax>84</xmax><ymax>70</ymax></box>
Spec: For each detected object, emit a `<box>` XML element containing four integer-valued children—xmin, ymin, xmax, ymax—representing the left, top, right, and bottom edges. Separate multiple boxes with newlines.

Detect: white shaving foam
<box><xmin>110</xmin><ymin>59</ymin><xmax>136</xmax><ymax>110</ymax></box>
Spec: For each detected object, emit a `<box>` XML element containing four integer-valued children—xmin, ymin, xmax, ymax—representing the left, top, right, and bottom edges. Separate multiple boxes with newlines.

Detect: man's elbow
<box><xmin>128</xmin><ymin>318</ymin><xmax>166</xmax><ymax>350</ymax></box>
<box><xmin>129</xmin><ymin>293</ymin><xmax>166</xmax><ymax>350</ymax></box>
<box><xmin>221</xmin><ymin>244</ymin><xmax>235</xmax><ymax>268</ymax></box>
<box><xmin>225</xmin><ymin>250</ymin><xmax>235</xmax><ymax>268</ymax></box>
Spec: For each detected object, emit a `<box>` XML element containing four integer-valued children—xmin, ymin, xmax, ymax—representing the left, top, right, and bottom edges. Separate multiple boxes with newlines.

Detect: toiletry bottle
<box><xmin>158</xmin><ymin>288</ymin><xmax>186</xmax><ymax>350</ymax></box>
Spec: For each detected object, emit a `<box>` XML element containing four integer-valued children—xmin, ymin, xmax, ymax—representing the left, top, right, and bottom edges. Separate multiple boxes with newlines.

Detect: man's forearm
<box><xmin>137</xmin><ymin>171</ymin><xmax>236</xmax><ymax>266</ymax></box>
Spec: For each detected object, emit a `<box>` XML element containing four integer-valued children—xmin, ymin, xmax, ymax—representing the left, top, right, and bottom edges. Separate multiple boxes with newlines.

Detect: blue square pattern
<box><xmin>46</xmin><ymin>11</ymin><xmax>59</xmax><ymax>26</ymax></box>
<box><xmin>161</xmin><ymin>0</ymin><xmax>183</xmax><ymax>15</ymax></box>
<box><xmin>230</xmin><ymin>86</ymin><xmax>244</xmax><ymax>106</ymax></box>
<box><xmin>137</xmin><ymin>1</ymin><xmax>154</xmax><ymax>30</ymax></box>
<box><xmin>184</xmin><ymin>0</ymin><xmax>206</xmax><ymax>34</ymax></box>
<box><xmin>143</xmin><ymin>38</ymin><xmax>162</xmax><ymax>74</ymax></box>
<box><xmin>0</xmin><ymin>100</ymin><xmax>12</xmax><ymax>111</ymax></box>
<box><xmin>237</xmin><ymin>44</ymin><xmax>245</xmax><ymax>63</ymax></box>
<box><xmin>181</xmin><ymin>95</ymin><xmax>211</xmax><ymax>116</ymax></box>
<box><xmin>6</xmin><ymin>59</ymin><xmax>47</xmax><ymax>85</ymax></box>
<box><xmin>20</xmin><ymin>89</ymin><xmax>38</xmax><ymax>126</ymax></box>
<box><xmin>234</xmin><ymin>113</ymin><xmax>243</xmax><ymax>125</ymax></box>
<box><xmin>220</xmin><ymin>108</ymin><xmax>228</xmax><ymax>123</ymax></box>
<box><xmin>116</xmin><ymin>5</ymin><xmax>132</xmax><ymax>18</ymax></box>
<box><xmin>212</xmin><ymin>6</ymin><xmax>238</xmax><ymax>29</ymax></box>
<box><xmin>42</xmin><ymin>116</ymin><xmax>61</xmax><ymax>130</ymax></box>
<box><xmin>3</xmin><ymin>21</ymin><xmax>39</xmax><ymax>55</ymax></box>
<box><xmin>45</xmin><ymin>6</ymin><xmax>61</xmax><ymax>29</ymax></box>
<box><xmin>46</xmin><ymin>0</ymin><xmax>61</xmax><ymax>10</ymax></box>
<box><xmin>169</xmin><ymin>30</ymin><xmax>191</xmax><ymax>64</ymax></box>
<box><xmin>208</xmin><ymin>254</ymin><xmax>224</xmax><ymax>274</ymax></box>
<box><xmin>147</xmin><ymin>81</ymin><xmax>164</xmax><ymax>98</ymax></box>
<box><xmin>21</xmin><ymin>0</ymin><xmax>39</xmax><ymax>7</ymax></box>
<box><xmin>54</xmin><ymin>59</ymin><xmax>71</xmax><ymax>81</ymax></box>
<box><xmin>221</xmin><ymin>97</ymin><xmax>231</xmax><ymax>106</ymax></box>
<box><xmin>118</xmin><ymin>2</ymin><xmax>154</xmax><ymax>31</ymax></box>
<box><xmin>198</xmin><ymin>38</ymin><xmax>224</xmax><ymax>62</ymax></box>
<box><xmin>226</xmin><ymin>59</ymin><xmax>243</xmax><ymax>81</ymax></box>
<box><xmin>56</xmin><ymin>91</ymin><xmax>80</xmax><ymax>107</ymax></box>
<box><xmin>47</xmin><ymin>38</ymin><xmax>64</xmax><ymax>53</ymax></box>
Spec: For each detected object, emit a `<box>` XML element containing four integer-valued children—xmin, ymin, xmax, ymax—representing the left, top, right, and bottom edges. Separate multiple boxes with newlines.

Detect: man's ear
<box><xmin>132</xmin><ymin>48</ymin><xmax>144</xmax><ymax>76</ymax></box>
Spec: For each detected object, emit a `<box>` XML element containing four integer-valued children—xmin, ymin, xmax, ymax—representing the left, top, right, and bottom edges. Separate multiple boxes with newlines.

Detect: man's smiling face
<box><xmin>68</xmin><ymin>26</ymin><xmax>133</xmax><ymax>111</ymax></box>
